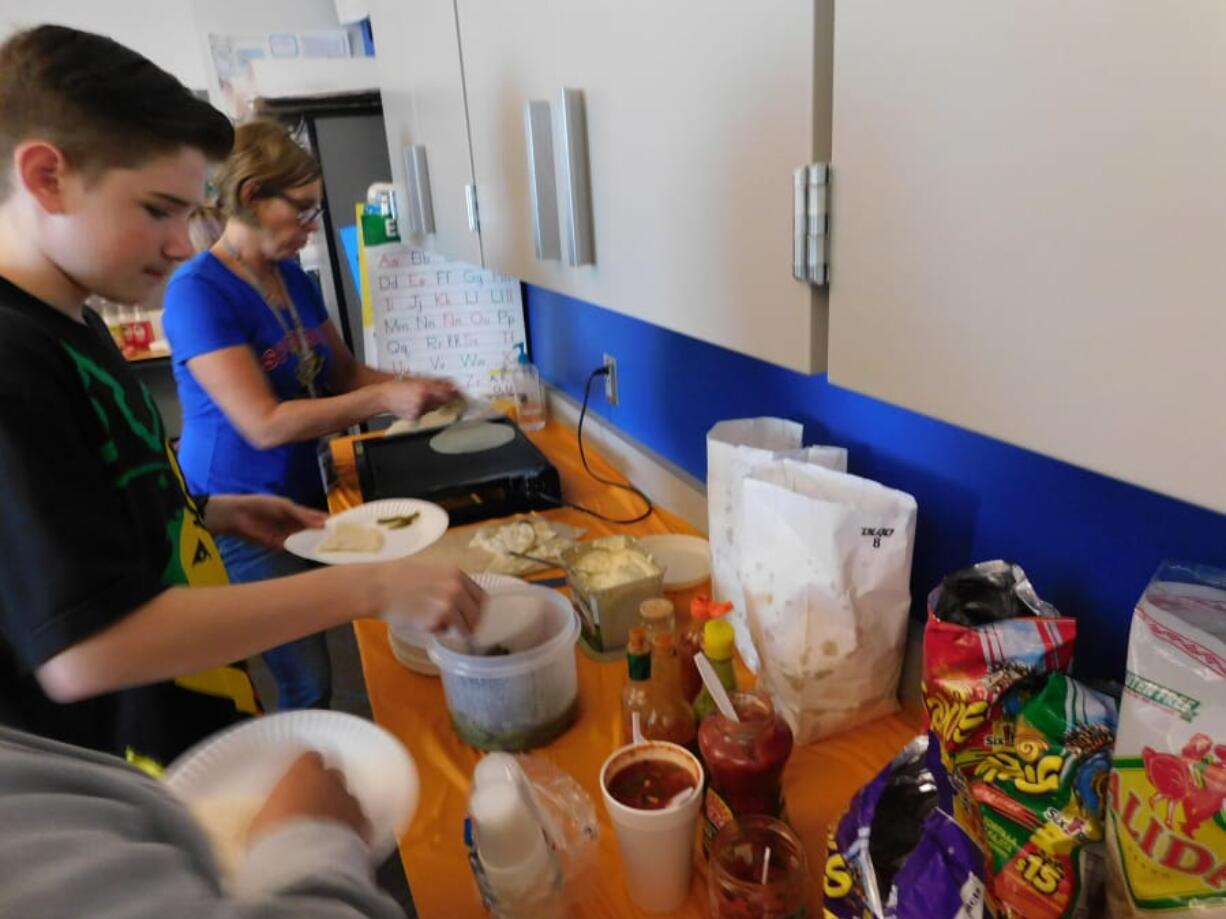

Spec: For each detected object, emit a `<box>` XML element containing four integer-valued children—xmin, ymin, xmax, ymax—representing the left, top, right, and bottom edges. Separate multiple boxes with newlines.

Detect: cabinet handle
<box><xmin>403</xmin><ymin>145</ymin><xmax>436</xmax><ymax>236</ymax></box>
<box><xmin>465</xmin><ymin>183</ymin><xmax>480</xmax><ymax>234</ymax></box>
<box><xmin>557</xmin><ymin>88</ymin><xmax>595</xmax><ymax>266</ymax></box>
<box><xmin>525</xmin><ymin>100</ymin><xmax>561</xmax><ymax>260</ymax></box>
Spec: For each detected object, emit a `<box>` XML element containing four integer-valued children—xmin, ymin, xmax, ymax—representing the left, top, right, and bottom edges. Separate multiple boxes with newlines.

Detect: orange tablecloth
<box><xmin>330</xmin><ymin>420</ymin><xmax>920</xmax><ymax>917</ymax></box>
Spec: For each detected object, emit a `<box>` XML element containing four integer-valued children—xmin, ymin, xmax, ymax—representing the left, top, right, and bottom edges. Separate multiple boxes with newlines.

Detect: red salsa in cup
<box><xmin>607</xmin><ymin>758</ymin><xmax>698</xmax><ymax>810</ymax></box>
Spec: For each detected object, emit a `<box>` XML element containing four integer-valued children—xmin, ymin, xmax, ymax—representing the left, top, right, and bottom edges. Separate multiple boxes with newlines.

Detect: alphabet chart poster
<box><xmin>363</xmin><ymin>241</ymin><xmax>526</xmax><ymax>398</ymax></box>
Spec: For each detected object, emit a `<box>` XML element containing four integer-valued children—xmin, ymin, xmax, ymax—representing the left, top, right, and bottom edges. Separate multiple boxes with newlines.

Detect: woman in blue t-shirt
<box><xmin>164</xmin><ymin>120</ymin><xmax>456</xmax><ymax>709</ymax></box>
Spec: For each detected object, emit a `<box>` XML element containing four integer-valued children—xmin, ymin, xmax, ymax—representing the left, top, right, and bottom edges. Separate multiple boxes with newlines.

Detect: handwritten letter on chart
<box><xmin>367</xmin><ymin>243</ymin><xmax>526</xmax><ymax>397</ymax></box>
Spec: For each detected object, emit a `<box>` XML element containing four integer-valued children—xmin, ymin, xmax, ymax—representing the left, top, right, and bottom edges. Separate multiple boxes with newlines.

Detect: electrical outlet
<box><xmin>602</xmin><ymin>353</ymin><xmax>619</xmax><ymax>406</ymax></box>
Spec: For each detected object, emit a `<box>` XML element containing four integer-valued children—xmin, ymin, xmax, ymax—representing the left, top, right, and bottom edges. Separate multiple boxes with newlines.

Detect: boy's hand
<box><xmin>248</xmin><ymin>751</ymin><xmax>370</xmax><ymax>844</ymax></box>
<box><xmin>204</xmin><ymin>494</ymin><xmax>327</xmax><ymax>549</ymax></box>
<box><xmin>376</xmin><ymin>563</ymin><xmax>487</xmax><ymax>635</ymax></box>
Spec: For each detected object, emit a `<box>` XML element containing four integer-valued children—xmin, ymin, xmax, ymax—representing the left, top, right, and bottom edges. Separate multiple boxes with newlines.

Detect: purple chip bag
<box><xmin>824</xmin><ymin>734</ymin><xmax>989</xmax><ymax>919</ymax></box>
<box><xmin>888</xmin><ymin>809</ymin><xmax>989</xmax><ymax>919</ymax></box>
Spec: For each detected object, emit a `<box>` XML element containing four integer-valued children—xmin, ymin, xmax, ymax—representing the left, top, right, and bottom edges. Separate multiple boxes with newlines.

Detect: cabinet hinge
<box><xmin>793</xmin><ymin>163</ymin><xmax>829</xmax><ymax>286</ymax></box>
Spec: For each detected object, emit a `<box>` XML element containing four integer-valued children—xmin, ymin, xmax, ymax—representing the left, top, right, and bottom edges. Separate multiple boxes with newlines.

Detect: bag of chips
<box><xmin>923</xmin><ymin>562</ymin><xmax>1077</xmax><ymax>828</ymax></box>
<box><xmin>823</xmin><ymin>734</ymin><xmax>989</xmax><ymax>919</ymax></box>
<box><xmin>922</xmin><ymin>561</ymin><xmax>1117</xmax><ymax>918</ymax></box>
<box><xmin>1107</xmin><ymin>562</ymin><xmax>1226</xmax><ymax>917</ymax></box>
<box><xmin>970</xmin><ymin>672</ymin><xmax>1117</xmax><ymax>918</ymax></box>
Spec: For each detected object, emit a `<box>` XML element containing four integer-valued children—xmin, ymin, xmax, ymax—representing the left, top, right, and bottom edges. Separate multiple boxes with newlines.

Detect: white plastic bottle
<box><xmin>512</xmin><ymin>343</ymin><xmax>546</xmax><ymax>432</ymax></box>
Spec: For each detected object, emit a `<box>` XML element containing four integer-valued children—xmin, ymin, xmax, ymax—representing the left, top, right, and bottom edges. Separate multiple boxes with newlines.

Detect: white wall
<box><xmin>0</xmin><ymin>0</ymin><xmax>346</xmax><ymax>93</ymax></box>
<box><xmin>187</xmin><ymin>0</ymin><xmax>347</xmax><ymax>108</ymax></box>
<box><xmin>0</xmin><ymin>0</ymin><xmax>208</xmax><ymax>88</ymax></box>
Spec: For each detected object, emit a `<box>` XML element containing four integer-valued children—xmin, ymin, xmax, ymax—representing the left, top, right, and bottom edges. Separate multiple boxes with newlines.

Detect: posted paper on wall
<box><xmin>365</xmin><ymin>242</ymin><xmax>526</xmax><ymax>398</ymax></box>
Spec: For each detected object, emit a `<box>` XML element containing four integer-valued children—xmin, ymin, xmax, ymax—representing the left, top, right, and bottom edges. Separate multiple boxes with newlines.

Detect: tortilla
<box><xmin>386</xmin><ymin>396</ymin><xmax>468</xmax><ymax>435</ymax></box>
<box><xmin>317</xmin><ymin>521</ymin><xmax>385</xmax><ymax>554</ymax></box>
<box><xmin>429</xmin><ymin>421</ymin><xmax>515</xmax><ymax>455</ymax></box>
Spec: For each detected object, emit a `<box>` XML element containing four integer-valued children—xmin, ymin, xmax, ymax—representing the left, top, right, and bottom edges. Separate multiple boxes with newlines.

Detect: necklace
<box><xmin>218</xmin><ymin>237</ymin><xmax>323</xmax><ymax>394</ymax></box>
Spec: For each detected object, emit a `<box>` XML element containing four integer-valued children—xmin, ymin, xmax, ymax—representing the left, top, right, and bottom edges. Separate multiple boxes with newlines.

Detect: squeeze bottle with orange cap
<box><xmin>678</xmin><ymin>595</ymin><xmax>733</xmax><ymax>702</ymax></box>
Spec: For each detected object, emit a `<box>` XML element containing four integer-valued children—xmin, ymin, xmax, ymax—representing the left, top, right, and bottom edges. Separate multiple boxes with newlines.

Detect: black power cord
<box><xmin>535</xmin><ymin>366</ymin><xmax>654</xmax><ymax>525</ymax></box>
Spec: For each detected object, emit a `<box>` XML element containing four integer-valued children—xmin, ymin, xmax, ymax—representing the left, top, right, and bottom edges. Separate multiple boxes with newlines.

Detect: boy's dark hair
<box><xmin>0</xmin><ymin>24</ymin><xmax>233</xmax><ymax>197</ymax></box>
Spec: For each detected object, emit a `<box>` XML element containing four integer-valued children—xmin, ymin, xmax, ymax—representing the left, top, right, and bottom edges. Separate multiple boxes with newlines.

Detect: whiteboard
<box><xmin>365</xmin><ymin>242</ymin><xmax>526</xmax><ymax>397</ymax></box>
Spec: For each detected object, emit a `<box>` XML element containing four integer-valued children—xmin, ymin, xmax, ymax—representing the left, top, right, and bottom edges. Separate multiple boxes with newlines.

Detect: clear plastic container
<box><xmin>428</xmin><ymin>591</ymin><xmax>580</xmax><ymax>751</ymax></box>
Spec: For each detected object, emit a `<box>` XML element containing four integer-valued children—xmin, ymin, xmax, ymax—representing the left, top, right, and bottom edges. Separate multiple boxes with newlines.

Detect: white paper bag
<box><xmin>707</xmin><ymin>419</ymin><xmax>847</xmax><ymax>671</ymax></box>
<box><xmin>737</xmin><ymin>459</ymin><xmax>917</xmax><ymax>744</ymax></box>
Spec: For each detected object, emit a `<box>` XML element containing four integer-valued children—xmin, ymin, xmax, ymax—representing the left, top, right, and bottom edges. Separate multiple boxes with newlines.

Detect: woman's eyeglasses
<box><xmin>258</xmin><ymin>189</ymin><xmax>326</xmax><ymax>227</ymax></box>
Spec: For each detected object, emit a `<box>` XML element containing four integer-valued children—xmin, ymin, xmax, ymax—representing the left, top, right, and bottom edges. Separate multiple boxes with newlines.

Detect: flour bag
<box><xmin>736</xmin><ymin>459</ymin><xmax>916</xmax><ymax>743</ymax></box>
<box><xmin>706</xmin><ymin>418</ymin><xmax>846</xmax><ymax>671</ymax></box>
<box><xmin>1107</xmin><ymin>561</ymin><xmax>1226</xmax><ymax>918</ymax></box>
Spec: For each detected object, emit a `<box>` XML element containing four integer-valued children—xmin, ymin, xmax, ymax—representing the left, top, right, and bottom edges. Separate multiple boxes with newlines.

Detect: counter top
<box><xmin>329</xmin><ymin>419</ymin><xmax>920</xmax><ymax>917</ymax></box>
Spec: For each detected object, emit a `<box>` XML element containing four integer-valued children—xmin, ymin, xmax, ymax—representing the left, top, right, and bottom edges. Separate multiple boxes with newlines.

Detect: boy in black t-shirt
<box><xmin>0</xmin><ymin>26</ymin><xmax>485</xmax><ymax>768</ymax></box>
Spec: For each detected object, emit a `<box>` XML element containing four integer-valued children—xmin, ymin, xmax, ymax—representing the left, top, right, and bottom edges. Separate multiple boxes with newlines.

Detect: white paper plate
<box><xmin>285</xmin><ymin>498</ymin><xmax>449</xmax><ymax>565</ymax></box>
<box><xmin>165</xmin><ymin>710</ymin><xmax>418</xmax><ymax>864</ymax></box>
<box><xmin>638</xmin><ymin>534</ymin><xmax>712</xmax><ymax>590</ymax></box>
<box><xmin>387</xmin><ymin>573</ymin><xmax>529</xmax><ymax>673</ymax></box>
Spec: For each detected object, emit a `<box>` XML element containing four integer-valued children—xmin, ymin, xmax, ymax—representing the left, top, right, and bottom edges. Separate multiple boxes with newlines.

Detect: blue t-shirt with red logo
<box><xmin>163</xmin><ymin>252</ymin><xmax>333</xmax><ymax>508</ymax></box>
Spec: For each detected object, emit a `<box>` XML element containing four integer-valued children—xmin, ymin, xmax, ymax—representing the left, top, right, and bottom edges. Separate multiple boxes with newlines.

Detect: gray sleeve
<box><xmin>0</xmin><ymin>729</ymin><xmax>407</xmax><ymax>919</ymax></box>
<box><xmin>232</xmin><ymin>820</ymin><xmax>405</xmax><ymax>919</ymax></box>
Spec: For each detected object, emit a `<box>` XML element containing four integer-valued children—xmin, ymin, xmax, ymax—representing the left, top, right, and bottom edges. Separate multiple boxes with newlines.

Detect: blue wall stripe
<box><xmin>525</xmin><ymin>284</ymin><xmax>1226</xmax><ymax>680</ymax></box>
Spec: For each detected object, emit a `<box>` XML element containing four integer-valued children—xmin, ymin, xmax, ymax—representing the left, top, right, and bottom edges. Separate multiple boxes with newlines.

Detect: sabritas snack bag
<box><xmin>1107</xmin><ymin>562</ymin><xmax>1226</xmax><ymax>917</ymax></box>
<box><xmin>972</xmin><ymin>672</ymin><xmax>1116</xmax><ymax>918</ymax></box>
<box><xmin>923</xmin><ymin>562</ymin><xmax>1120</xmax><ymax>917</ymax></box>
<box><xmin>822</xmin><ymin>734</ymin><xmax>988</xmax><ymax>919</ymax></box>
<box><xmin>922</xmin><ymin>562</ymin><xmax>1078</xmax><ymax>863</ymax></box>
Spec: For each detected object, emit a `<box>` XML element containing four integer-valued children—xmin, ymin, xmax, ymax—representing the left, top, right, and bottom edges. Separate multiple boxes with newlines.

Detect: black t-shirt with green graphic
<box><xmin>0</xmin><ymin>276</ymin><xmax>256</xmax><ymax>767</ymax></box>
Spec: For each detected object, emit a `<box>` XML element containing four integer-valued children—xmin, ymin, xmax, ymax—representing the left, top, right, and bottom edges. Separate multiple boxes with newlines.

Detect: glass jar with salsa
<box><xmin>708</xmin><ymin>815</ymin><xmax>808</xmax><ymax>918</ymax></box>
<box><xmin>698</xmin><ymin>690</ymin><xmax>793</xmax><ymax>849</ymax></box>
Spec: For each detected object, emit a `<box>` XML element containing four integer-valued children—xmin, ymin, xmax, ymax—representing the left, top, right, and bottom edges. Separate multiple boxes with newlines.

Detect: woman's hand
<box><xmin>375</xmin><ymin>377</ymin><xmax>460</xmax><ymax>420</ymax></box>
<box><xmin>203</xmin><ymin>494</ymin><xmax>327</xmax><ymax>549</ymax></box>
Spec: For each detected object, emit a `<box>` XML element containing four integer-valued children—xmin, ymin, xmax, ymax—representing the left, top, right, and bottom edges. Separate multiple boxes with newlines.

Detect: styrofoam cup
<box><xmin>599</xmin><ymin>740</ymin><xmax>703</xmax><ymax>913</ymax></box>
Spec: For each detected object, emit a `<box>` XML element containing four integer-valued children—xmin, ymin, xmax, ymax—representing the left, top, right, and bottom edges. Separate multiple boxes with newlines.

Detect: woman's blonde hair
<box><xmin>214</xmin><ymin>119</ymin><xmax>321</xmax><ymax>223</ymax></box>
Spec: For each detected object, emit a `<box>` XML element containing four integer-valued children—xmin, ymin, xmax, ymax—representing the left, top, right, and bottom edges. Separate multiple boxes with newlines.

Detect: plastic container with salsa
<box><xmin>698</xmin><ymin>690</ymin><xmax>793</xmax><ymax>849</ymax></box>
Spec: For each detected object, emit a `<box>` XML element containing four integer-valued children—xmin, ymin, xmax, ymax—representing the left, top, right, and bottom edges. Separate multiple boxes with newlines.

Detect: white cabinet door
<box><xmin>459</xmin><ymin>0</ymin><xmax>831</xmax><ymax>373</ymax></box>
<box><xmin>370</xmin><ymin>0</ymin><xmax>482</xmax><ymax>265</ymax></box>
<box><xmin>829</xmin><ymin>1</ymin><xmax>1226</xmax><ymax>513</ymax></box>
<box><xmin>453</xmin><ymin>0</ymin><xmax>559</xmax><ymax>276</ymax></box>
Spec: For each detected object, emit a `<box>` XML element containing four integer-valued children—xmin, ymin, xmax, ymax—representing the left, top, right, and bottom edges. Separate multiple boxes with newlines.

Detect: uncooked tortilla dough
<box><xmin>386</xmin><ymin>396</ymin><xmax>468</xmax><ymax>435</ymax></box>
<box><xmin>469</xmin><ymin>517</ymin><xmax>578</xmax><ymax>574</ymax></box>
<box><xmin>317</xmin><ymin>521</ymin><xmax>385</xmax><ymax>554</ymax></box>
<box><xmin>429</xmin><ymin>421</ymin><xmax>515</xmax><ymax>455</ymax></box>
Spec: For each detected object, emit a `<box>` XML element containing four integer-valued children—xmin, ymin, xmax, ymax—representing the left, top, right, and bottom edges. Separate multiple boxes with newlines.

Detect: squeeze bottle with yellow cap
<box><xmin>691</xmin><ymin>619</ymin><xmax>737</xmax><ymax>721</ymax></box>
